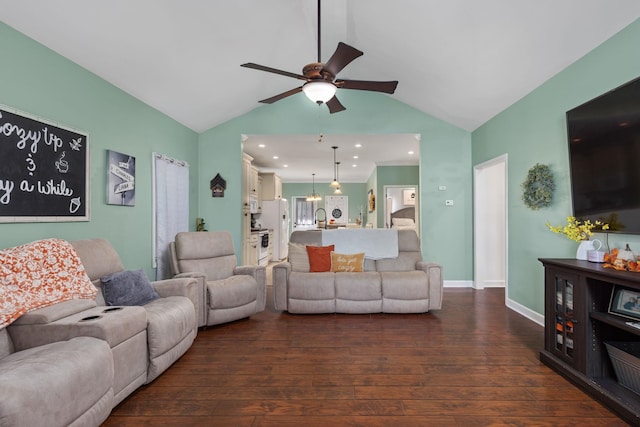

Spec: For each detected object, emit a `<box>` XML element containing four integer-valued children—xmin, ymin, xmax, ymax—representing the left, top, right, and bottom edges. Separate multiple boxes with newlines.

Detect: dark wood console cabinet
<box><xmin>540</xmin><ymin>258</ymin><xmax>640</xmax><ymax>425</ymax></box>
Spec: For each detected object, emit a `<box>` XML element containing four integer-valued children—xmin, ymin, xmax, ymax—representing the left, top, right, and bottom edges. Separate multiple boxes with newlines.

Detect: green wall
<box><xmin>199</xmin><ymin>90</ymin><xmax>472</xmax><ymax>280</ymax></box>
<box><xmin>472</xmin><ymin>19</ymin><xmax>640</xmax><ymax>314</ymax></box>
<box><xmin>0</xmin><ymin>23</ymin><xmax>199</xmax><ymax>277</ymax></box>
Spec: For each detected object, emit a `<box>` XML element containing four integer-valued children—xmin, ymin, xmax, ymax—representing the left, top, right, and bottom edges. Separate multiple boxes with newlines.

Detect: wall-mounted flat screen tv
<box><xmin>567</xmin><ymin>76</ymin><xmax>640</xmax><ymax>234</ymax></box>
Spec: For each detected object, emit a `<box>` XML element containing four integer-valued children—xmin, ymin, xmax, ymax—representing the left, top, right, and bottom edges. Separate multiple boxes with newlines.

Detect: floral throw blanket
<box><xmin>0</xmin><ymin>238</ymin><xmax>97</xmax><ymax>328</ymax></box>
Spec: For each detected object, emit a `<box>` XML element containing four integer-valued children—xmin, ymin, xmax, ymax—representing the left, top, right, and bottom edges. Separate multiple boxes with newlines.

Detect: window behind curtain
<box><xmin>153</xmin><ymin>153</ymin><xmax>189</xmax><ymax>280</ymax></box>
<box><xmin>292</xmin><ymin>196</ymin><xmax>317</xmax><ymax>230</ymax></box>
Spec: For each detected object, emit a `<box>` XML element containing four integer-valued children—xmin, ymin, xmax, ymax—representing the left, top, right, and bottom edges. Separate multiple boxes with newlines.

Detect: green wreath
<box><xmin>522</xmin><ymin>163</ymin><xmax>554</xmax><ymax>210</ymax></box>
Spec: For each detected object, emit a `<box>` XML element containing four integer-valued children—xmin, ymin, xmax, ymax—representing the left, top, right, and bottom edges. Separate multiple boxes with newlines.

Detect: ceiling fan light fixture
<box><xmin>302</xmin><ymin>81</ymin><xmax>336</xmax><ymax>104</ymax></box>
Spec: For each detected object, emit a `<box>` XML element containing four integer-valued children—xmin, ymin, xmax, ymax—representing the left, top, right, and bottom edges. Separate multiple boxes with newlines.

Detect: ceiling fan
<box><xmin>241</xmin><ymin>0</ymin><xmax>398</xmax><ymax>113</ymax></box>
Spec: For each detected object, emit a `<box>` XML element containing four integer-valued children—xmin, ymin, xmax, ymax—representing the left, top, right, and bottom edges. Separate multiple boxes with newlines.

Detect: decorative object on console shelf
<box><xmin>608</xmin><ymin>285</ymin><xmax>640</xmax><ymax>321</ymax></box>
<box><xmin>546</xmin><ymin>216</ymin><xmax>609</xmax><ymax>260</ymax></box>
<box><xmin>521</xmin><ymin>163</ymin><xmax>554</xmax><ymax>210</ymax></box>
<box><xmin>603</xmin><ymin>246</ymin><xmax>640</xmax><ymax>272</ymax></box>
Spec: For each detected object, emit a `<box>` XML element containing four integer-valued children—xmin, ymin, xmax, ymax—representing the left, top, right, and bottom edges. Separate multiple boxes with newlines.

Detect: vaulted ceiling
<box><xmin>2</xmin><ymin>1</ymin><xmax>640</xmax><ymax>181</ymax></box>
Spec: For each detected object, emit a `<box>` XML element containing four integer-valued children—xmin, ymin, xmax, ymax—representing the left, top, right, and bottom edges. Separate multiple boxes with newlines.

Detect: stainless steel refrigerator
<box><xmin>261</xmin><ymin>199</ymin><xmax>289</xmax><ymax>261</ymax></box>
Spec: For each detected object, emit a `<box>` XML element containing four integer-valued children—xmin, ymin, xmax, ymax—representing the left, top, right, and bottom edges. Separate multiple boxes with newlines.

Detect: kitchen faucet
<box><xmin>314</xmin><ymin>208</ymin><xmax>326</xmax><ymax>229</ymax></box>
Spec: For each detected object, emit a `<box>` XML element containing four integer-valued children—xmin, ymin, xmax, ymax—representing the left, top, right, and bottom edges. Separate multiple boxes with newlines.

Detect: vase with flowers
<box><xmin>546</xmin><ymin>216</ymin><xmax>609</xmax><ymax>260</ymax></box>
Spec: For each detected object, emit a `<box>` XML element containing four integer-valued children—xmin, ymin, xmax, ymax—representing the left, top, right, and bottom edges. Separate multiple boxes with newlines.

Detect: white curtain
<box><xmin>153</xmin><ymin>153</ymin><xmax>189</xmax><ymax>280</ymax></box>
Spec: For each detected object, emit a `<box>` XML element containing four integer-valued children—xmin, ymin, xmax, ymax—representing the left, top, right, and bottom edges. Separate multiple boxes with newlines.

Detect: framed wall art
<box><xmin>0</xmin><ymin>105</ymin><xmax>89</xmax><ymax>222</ymax></box>
<box><xmin>368</xmin><ymin>189</ymin><xmax>375</xmax><ymax>213</ymax></box>
<box><xmin>403</xmin><ymin>188</ymin><xmax>416</xmax><ymax>205</ymax></box>
<box><xmin>107</xmin><ymin>150</ymin><xmax>136</xmax><ymax>206</ymax></box>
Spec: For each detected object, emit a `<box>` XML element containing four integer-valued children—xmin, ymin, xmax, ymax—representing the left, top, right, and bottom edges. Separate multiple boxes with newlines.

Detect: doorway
<box><xmin>473</xmin><ymin>154</ymin><xmax>507</xmax><ymax>295</ymax></box>
<box><xmin>383</xmin><ymin>185</ymin><xmax>419</xmax><ymax>234</ymax></box>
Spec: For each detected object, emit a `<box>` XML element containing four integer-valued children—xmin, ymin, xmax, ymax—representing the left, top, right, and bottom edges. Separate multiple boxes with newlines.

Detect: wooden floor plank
<box><xmin>103</xmin><ymin>287</ymin><xmax>629</xmax><ymax>426</ymax></box>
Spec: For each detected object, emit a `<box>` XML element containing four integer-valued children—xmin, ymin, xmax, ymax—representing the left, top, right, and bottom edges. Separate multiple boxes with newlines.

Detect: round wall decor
<box><xmin>522</xmin><ymin>163</ymin><xmax>554</xmax><ymax>210</ymax></box>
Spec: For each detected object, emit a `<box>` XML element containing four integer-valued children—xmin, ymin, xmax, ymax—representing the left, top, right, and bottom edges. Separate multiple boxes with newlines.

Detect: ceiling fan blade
<box><xmin>336</xmin><ymin>79</ymin><xmax>398</xmax><ymax>94</ymax></box>
<box><xmin>258</xmin><ymin>87</ymin><xmax>303</xmax><ymax>104</ymax></box>
<box><xmin>241</xmin><ymin>63</ymin><xmax>307</xmax><ymax>81</ymax></box>
<box><xmin>326</xmin><ymin>96</ymin><xmax>346</xmax><ymax>114</ymax></box>
<box><xmin>322</xmin><ymin>42</ymin><xmax>363</xmax><ymax>77</ymax></box>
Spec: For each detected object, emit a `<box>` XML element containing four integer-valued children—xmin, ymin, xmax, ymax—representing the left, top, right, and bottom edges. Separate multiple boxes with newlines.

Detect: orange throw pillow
<box><xmin>306</xmin><ymin>245</ymin><xmax>335</xmax><ymax>272</ymax></box>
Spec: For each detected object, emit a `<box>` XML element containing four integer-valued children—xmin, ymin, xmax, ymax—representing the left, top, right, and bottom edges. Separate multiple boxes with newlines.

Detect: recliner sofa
<box><xmin>273</xmin><ymin>229</ymin><xmax>443</xmax><ymax>313</ymax></box>
<box><xmin>170</xmin><ymin>231</ymin><xmax>266</xmax><ymax>327</ymax></box>
<box><xmin>1</xmin><ymin>237</ymin><xmax>198</xmax><ymax>426</ymax></box>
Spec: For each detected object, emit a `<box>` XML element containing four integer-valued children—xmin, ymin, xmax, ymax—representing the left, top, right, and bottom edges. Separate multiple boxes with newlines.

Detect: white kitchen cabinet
<box><xmin>260</xmin><ymin>172</ymin><xmax>282</xmax><ymax>200</ymax></box>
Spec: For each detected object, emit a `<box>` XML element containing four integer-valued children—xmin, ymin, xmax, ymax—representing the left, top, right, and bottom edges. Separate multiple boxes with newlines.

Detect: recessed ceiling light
<box><xmin>273</xmin><ymin>155</ymin><xmax>279</xmax><ymax>159</ymax></box>
<box><xmin>283</xmin><ymin>164</ymin><xmax>289</xmax><ymax>168</ymax></box>
<box><xmin>258</xmin><ymin>144</ymin><xmax>266</xmax><ymax>148</ymax></box>
<box><xmin>352</xmin><ymin>164</ymin><xmax>357</xmax><ymax>168</ymax></box>
<box><xmin>353</xmin><ymin>155</ymin><xmax>359</xmax><ymax>159</ymax></box>
<box><xmin>408</xmin><ymin>151</ymin><xmax>414</xmax><ymax>155</ymax></box>
<box><xmin>355</xmin><ymin>143</ymin><xmax>362</xmax><ymax>148</ymax></box>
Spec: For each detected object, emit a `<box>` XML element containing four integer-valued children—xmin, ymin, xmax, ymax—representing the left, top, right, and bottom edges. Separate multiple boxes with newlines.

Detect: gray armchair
<box><xmin>170</xmin><ymin>231</ymin><xmax>266</xmax><ymax>327</ymax></box>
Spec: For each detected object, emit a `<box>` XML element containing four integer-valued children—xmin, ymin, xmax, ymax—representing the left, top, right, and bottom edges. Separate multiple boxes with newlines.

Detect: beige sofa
<box><xmin>273</xmin><ymin>229</ymin><xmax>443</xmax><ymax>314</ymax></box>
<box><xmin>1</xmin><ymin>238</ymin><xmax>198</xmax><ymax>426</ymax></box>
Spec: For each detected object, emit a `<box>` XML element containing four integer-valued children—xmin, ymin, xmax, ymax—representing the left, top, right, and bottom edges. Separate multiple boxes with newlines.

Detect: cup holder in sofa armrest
<box><xmin>79</xmin><ymin>315</ymin><xmax>103</xmax><ymax>322</ymax></box>
<box><xmin>102</xmin><ymin>307</ymin><xmax>124</xmax><ymax>313</ymax></box>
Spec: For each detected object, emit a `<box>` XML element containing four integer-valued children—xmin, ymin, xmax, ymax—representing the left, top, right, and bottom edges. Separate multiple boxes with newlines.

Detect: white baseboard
<box><xmin>506</xmin><ymin>296</ymin><xmax>544</xmax><ymax>326</ymax></box>
<box><xmin>482</xmin><ymin>280</ymin><xmax>506</xmax><ymax>288</ymax></box>
<box><xmin>443</xmin><ymin>280</ymin><xmax>474</xmax><ymax>288</ymax></box>
<box><xmin>442</xmin><ymin>281</ymin><xmax>544</xmax><ymax>326</ymax></box>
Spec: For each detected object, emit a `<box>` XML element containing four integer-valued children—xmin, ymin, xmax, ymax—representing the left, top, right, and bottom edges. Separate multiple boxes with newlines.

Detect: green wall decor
<box><xmin>521</xmin><ymin>163</ymin><xmax>554</xmax><ymax>210</ymax></box>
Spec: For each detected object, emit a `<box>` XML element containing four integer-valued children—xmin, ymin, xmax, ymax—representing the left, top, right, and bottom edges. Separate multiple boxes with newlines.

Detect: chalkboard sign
<box><xmin>0</xmin><ymin>105</ymin><xmax>89</xmax><ymax>222</ymax></box>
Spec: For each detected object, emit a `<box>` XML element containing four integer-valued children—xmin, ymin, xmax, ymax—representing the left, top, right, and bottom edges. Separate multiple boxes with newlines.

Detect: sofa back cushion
<box><xmin>175</xmin><ymin>231</ymin><xmax>237</xmax><ymax>280</ymax></box>
<box><xmin>0</xmin><ymin>328</ymin><xmax>13</xmax><ymax>359</ymax></box>
<box><xmin>289</xmin><ymin>230</ymin><xmax>323</xmax><ymax>245</ymax></box>
<box><xmin>71</xmin><ymin>238</ymin><xmax>125</xmax><ymax>306</ymax></box>
<box><xmin>376</xmin><ymin>252</ymin><xmax>422</xmax><ymax>272</ymax></box>
<box><xmin>397</xmin><ymin>229</ymin><xmax>421</xmax><ymax>252</ymax></box>
<box><xmin>288</xmin><ymin>243</ymin><xmax>310</xmax><ymax>272</ymax></box>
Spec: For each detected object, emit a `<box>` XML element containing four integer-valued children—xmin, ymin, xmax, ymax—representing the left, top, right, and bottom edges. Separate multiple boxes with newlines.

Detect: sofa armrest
<box><xmin>234</xmin><ymin>265</ymin><xmax>267</xmax><ymax>312</ymax></box>
<box><xmin>272</xmin><ymin>262</ymin><xmax>291</xmax><ymax>311</ymax></box>
<box><xmin>416</xmin><ymin>261</ymin><xmax>443</xmax><ymax>310</ymax></box>
<box><xmin>152</xmin><ymin>277</ymin><xmax>198</xmax><ymax>300</ymax></box>
<box><xmin>172</xmin><ymin>272</ymin><xmax>207</xmax><ymax>328</ymax></box>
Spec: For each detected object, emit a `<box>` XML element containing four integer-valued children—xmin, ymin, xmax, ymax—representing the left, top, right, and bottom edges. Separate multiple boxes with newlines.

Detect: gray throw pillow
<box><xmin>101</xmin><ymin>269</ymin><xmax>160</xmax><ymax>306</ymax></box>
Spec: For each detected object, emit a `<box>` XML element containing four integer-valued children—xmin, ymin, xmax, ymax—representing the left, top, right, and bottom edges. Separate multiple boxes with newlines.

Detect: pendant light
<box><xmin>330</xmin><ymin>146</ymin><xmax>340</xmax><ymax>188</ymax></box>
<box><xmin>333</xmin><ymin>162</ymin><xmax>342</xmax><ymax>194</ymax></box>
<box><xmin>306</xmin><ymin>173</ymin><xmax>322</xmax><ymax>201</ymax></box>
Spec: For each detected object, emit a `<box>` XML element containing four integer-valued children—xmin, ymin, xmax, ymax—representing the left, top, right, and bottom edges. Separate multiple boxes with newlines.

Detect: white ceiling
<box><xmin>243</xmin><ymin>133</ymin><xmax>420</xmax><ymax>183</ymax></box>
<box><xmin>2</xmin><ymin>1</ymin><xmax>640</xmax><ymax>181</ymax></box>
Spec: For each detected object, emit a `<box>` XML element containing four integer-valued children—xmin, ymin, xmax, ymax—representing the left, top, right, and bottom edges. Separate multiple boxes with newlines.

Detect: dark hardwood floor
<box><xmin>103</xmin><ymin>287</ymin><xmax>629</xmax><ymax>426</ymax></box>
